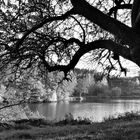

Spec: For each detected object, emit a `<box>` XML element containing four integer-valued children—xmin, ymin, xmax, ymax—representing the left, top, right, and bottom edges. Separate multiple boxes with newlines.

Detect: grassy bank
<box><xmin>0</xmin><ymin>112</ymin><xmax>140</xmax><ymax>139</ymax></box>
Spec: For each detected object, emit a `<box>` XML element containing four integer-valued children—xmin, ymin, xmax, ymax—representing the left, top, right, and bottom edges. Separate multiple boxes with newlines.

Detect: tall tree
<box><xmin>0</xmin><ymin>0</ymin><xmax>140</xmax><ymax>78</ymax></box>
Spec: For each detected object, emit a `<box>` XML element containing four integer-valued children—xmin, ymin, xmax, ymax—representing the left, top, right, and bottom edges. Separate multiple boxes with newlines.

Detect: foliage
<box><xmin>73</xmin><ymin>68</ymin><xmax>95</xmax><ymax>96</ymax></box>
<box><xmin>88</xmin><ymin>84</ymin><xmax>110</xmax><ymax>97</ymax></box>
<box><xmin>104</xmin><ymin>111</ymin><xmax>140</xmax><ymax>122</ymax></box>
<box><xmin>1</xmin><ymin>67</ymin><xmax>140</xmax><ymax>104</ymax></box>
<box><xmin>109</xmin><ymin>76</ymin><xmax>140</xmax><ymax>96</ymax></box>
<box><xmin>94</xmin><ymin>72</ymin><xmax>104</xmax><ymax>83</ymax></box>
<box><xmin>0</xmin><ymin>70</ymin><xmax>78</xmax><ymax>103</ymax></box>
<box><xmin>111</xmin><ymin>87</ymin><xmax>122</xmax><ymax>97</ymax></box>
<box><xmin>57</xmin><ymin>113</ymin><xmax>92</xmax><ymax>125</ymax></box>
<box><xmin>0</xmin><ymin>105</ymin><xmax>45</xmax><ymax>122</ymax></box>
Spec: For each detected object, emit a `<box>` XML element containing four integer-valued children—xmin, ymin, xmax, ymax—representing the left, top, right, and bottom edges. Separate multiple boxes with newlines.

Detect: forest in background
<box><xmin>0</xmin><ymin>68</ymin><xmax>140</xmax><ymax>104</ymax></box>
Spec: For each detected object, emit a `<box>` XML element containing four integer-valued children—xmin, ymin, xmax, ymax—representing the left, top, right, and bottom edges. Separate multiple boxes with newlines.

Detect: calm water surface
<box><xmin>28</xmin><ymin>99</ymin><xmax>140</xmax><ymax>122</ymax></box>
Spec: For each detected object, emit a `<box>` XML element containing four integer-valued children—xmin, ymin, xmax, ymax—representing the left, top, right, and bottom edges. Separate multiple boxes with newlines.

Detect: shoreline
<box><xmin>30</xmin><ymin>96</ymin><xmax>140</xmax><ymax>103</ymax></box>
<box><xmin>0</xmin><ymin>112</ymin><xmax>140</xmax><ymax>139</ymax></box>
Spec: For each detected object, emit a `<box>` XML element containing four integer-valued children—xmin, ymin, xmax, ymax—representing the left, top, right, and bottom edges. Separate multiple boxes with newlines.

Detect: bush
<box><xmin>111</xmin><ymin>87</ymin><xmax>122</xmax><ymax>97</ymax></box>
<box><xmin>56</xmin><ymin>113</ymin><xmax>92</xmax><ymax>125</ymax></box>
<box><xmin>87</xmin><ymin>84</ymin><xmax>110</xmax><ymax>97</ymax></box>
<box><xmin>104</xmin><ymin>112</ymin><xmax>140</xmax><ymax>122</ymax></box>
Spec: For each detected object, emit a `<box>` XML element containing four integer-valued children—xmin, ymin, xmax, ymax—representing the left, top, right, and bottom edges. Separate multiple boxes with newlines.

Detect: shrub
<box><xmin>56</xmin><ymin>113</ymin><xmax>92</xmax><ymax>125</ymax></box>
<box><xmin>104</xmin><ymin>111</ymin><xmax>140</xmax><ymax>122</ymax></box>
<box><xmin>87</xmin><ymin>84</ymin><xmax>110</xmax><ymax>97</ymax></box>
<box><xmin>111</xmin><ymin>87</ymin><xmax>122</xmax><ymax>97</ymax></box>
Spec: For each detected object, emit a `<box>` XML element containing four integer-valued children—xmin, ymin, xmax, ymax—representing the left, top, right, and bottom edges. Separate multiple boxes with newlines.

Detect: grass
<box><xmin>104</xmin><ymin>111</ymin><xmax>140</xmax><ymax>122</ymax></box>
<box><xmin>0</xmin><ymin>112</ymin><xmax>140</xmax><ymax>139</ymax></box>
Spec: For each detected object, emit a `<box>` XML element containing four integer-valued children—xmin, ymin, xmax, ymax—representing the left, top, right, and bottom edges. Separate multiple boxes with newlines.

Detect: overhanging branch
<box><xmin>70</xmin><ymin>0</ymin><xmax>139</xmax><ymax>47</ymax></box>
<box><xmin>16</xmin><ymin>9</ymin><xmax>74</xmax><ymax>49</ymax></box>
<box><xmin>85</xmin><ymin>40</ymin><xmax>131</xmax><ymax>60</ymax></box>
<box><xmin>38</xmin><ymin>39</ymin><xmax>131</xmax><ymax>76</ymax></box>
<box><xmin>108</xmin><ymin>4</ymin><xmax>132</xmax><ymax>16</ymax></box>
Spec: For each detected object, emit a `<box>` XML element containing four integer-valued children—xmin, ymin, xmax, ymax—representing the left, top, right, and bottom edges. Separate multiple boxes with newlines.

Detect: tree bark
<box><xmin>70</xmin><ymin>0</ymin><xmax>140</xmax><ymax>66</ymax></box>
<box><xmin>131</xmin><ymin>0</ymin><xmax>140</xmax><ymax>28</ymax></box>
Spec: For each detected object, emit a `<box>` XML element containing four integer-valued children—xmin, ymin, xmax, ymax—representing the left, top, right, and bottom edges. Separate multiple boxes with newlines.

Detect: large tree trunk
<box><xmin>131</xmin><ymin>0</ymin><xmax>140</xmax><ymax>28</ymax></box>
<box><xmin>71</xmin><ymin>0</ymin><xmax>140</xmax><ymax>67</ymax></box>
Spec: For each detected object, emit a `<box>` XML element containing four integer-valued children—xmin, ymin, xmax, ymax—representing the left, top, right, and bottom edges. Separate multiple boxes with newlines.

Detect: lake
<box><xmin>28</xmin><ymin>99</ymin><xmax>140</xmax><ymax>122</ymax></box>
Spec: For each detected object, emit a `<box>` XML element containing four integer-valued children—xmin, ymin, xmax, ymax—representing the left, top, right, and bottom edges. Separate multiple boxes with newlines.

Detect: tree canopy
<box><xmin>0</xmin><ymin>0</ymin><xmax>139</xmax><ymax>78</ymax></box>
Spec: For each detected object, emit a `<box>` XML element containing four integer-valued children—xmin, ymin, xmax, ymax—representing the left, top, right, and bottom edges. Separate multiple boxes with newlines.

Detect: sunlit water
<box><xmin>28</xmin><ymin>99</ymin><xmax>140</xmax><ymax>122</ymax></box>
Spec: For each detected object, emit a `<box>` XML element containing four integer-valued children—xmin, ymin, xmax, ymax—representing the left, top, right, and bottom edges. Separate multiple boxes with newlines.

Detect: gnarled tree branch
<box><xmin>71</xmin><ymin>0</ymin><xmax>139</xmax><ymax>48</ymax></box>
<box><xmin>108</xmin><ymin>4</ymin><xmax>132</xmax><ymax>16</ymax></box>
<box><xmin>38</xmin><ymin>39</ymin><xmax>131</xmax><ymax>76</ymax></box>
<box><xmin>131</xmin><ymin>0</ymin><xmax>140</xmax><ymax>27</ymax></box>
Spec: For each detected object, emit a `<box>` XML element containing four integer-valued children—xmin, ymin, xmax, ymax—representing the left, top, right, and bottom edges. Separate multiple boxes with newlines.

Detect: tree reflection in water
<box><xmin>28</xmin><ymin>100</ymin><xmax>140</xmax><ymax>122</ymax></box>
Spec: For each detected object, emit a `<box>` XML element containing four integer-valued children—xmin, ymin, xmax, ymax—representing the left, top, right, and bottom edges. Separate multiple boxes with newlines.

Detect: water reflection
<box><xmin>28</xmin><ymin>99</ymin><xmax>140</xmax><ymax>122</ymax></box>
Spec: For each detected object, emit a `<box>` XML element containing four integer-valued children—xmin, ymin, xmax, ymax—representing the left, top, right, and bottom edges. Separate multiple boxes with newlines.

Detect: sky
<box><xmin>76</xmin><ymin>54</ymin><xmax>140</xmax><ymax>77</ymax></box>
<box><xmin>121</xmin><ymin>60</ymin><xmax>140</xmax><ymax>77</ymax></box>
